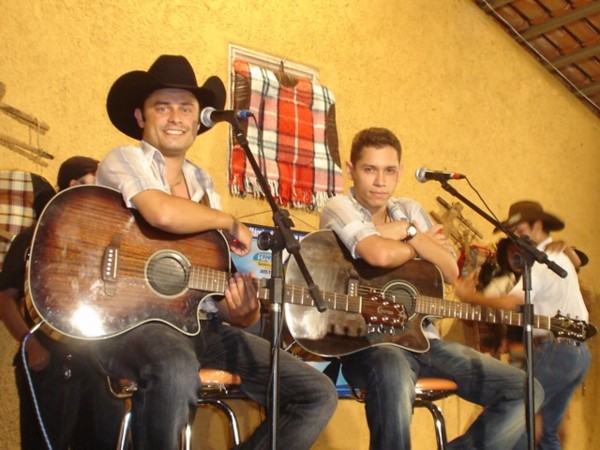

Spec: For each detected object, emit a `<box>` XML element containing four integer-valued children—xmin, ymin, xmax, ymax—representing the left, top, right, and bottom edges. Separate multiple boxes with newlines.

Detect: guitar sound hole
<box><xmin>383</xmin><ymin>282</ymin><xmax>416</xmax><ymax>316</ymax></box>
<box><xmin>146</xmin><ymin>251</ymin><xmax>189</xmax><ymax>296</ymax></box>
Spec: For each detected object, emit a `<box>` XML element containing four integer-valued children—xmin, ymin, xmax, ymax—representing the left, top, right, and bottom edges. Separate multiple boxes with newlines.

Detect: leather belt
<box><xmin>532</xmin><ymin>335</ymin><xmax>581</xmax><ymax>347</ymax></box>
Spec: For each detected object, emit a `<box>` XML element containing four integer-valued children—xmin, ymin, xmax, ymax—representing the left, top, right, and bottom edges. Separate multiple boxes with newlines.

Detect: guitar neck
<box><xmin>254</xmin><ymin>280</ymin><xmax>362</xmax><ymax>313</ymax></box>
<box><xmin>189</xmin><ymin>267</ymin><xmax>283</xmax><ymax>306</ymax></box>
<box><xmin>189</xmin><ymin>265</ymin><xmax>231</xmax><ymax>294</ymax></box>
<box><xmin>416</xmin><ymin>295</ymin><xmax>552</xmax><ymax>331</ymax></box>
<box><xmin>189</xmin><ymin>263</ymin><xmax>550</xmax><ymax>334</ymax></box>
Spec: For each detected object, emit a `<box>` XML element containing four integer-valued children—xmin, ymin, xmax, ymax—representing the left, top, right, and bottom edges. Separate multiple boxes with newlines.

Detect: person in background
<box><xmin>56</xmin><ymin>155</ymin><xmax>99</xmax><ymax>190</ymax></box>
<box><xmin>456</xmin><ymin>201</ymin><xmax>591</xmax><ymax>450</ymax></box>
<box><xmin>0</xmin><ymin>156</ymin><xmax>122</xmax><ymax>450</ymax></box>
<box><xmin>319</xmin><ymin>127</ymin><xmax>543</xmax><ymax>450</ymax></box>
<box><xmin>93</xmin><ymin>54</ymin><xmax>337</xmax><ymax>450</ymax></box>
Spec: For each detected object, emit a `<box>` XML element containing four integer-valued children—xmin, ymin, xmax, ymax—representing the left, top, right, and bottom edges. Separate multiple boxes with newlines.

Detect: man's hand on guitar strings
<box><xmin>454</xmin><ymin>271</ymin><xmax>480</xmax><ymax>303</ymax></box>
<box><xmin>223</xmin><ymin>272</ymin><xmax>260</xmax><ymax>327</ymax></box>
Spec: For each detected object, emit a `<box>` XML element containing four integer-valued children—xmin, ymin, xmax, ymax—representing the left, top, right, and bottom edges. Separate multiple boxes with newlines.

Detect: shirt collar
<box><xmin>538</xmin><ymin>236</ymin><xmax>553</xmax><ymax>251</ymax></box>
<box><xmin>140</xmin><ymin>140</ymin><xmax>196</xmax><ymax>184</ymax></box>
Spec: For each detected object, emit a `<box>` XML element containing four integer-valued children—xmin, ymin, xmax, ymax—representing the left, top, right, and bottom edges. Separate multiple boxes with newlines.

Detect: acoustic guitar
<box><xmin>284</xmin><ymin>230</ymin><xmax>596</xmax><ymax>357</ymax></box>
<box><xmin>27</xmin><ymin>186</ymin><xmax>596</xmax><ymax>354</ymax></box>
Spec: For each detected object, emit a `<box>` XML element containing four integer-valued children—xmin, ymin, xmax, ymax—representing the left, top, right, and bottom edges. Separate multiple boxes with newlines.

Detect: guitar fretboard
<box><xmin>189</xmin><ymin>266</ymin><xmax>230</xmax><ymax>294</ymax></box>
<box><xmin>416</xmin><ymin>294</ymin><xmax>551</xmax><ymax>330</ymax></box>
<box><xmin>283</xmin><ymin>284</ymin><xmax>363</xmax><ymax>312</ymax></box>
<box><xmin>187</xmin><ymin>267</ymin><xmax>365</xmax><ymax>314</ymax></box>
<box><xmin>188</xmin><ymin>264</ymin><xmax>553</xmax><ymax>332</ymax></box>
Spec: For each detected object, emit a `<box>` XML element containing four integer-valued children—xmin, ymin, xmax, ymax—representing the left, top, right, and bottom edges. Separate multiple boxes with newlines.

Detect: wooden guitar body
<box><xmin>27</xmin><ymin>185</ymin><xmax>230</xmax><ymax>340</ymax></box>
<box><xmin>284</xmin><ymin>230</ymin><xmax>445</xmax><ymax>357</ymax></box>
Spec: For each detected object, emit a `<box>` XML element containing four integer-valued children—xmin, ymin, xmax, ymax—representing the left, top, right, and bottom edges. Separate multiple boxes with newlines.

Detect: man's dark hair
<box><xmin>350</xmin><ymin>127</ymin><xmax>402</xmax><ymax>165</ymax></box>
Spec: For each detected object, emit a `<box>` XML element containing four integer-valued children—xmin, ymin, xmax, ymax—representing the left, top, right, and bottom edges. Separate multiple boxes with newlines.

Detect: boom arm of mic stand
<box><xmin>438</xmin><ymin>181</ymin><xmax>567</xmax><ymax>278</ymax></box>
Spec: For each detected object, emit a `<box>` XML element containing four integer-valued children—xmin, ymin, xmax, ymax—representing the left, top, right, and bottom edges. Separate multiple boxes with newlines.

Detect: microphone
<box><xmin>415</xmin><ymin>167</ymin><xmax>466</xmax><ymax>183</ymax></box>
<box><xmin>199</xmin><ymin>107</ymin><xmax>253</xmax><ymax>128</ymax></box>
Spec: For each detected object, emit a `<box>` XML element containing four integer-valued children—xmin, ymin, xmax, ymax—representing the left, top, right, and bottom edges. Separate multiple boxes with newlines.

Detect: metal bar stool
<box><xmin>351</xmin><ymin>377</ymin><xmax>458</xmax><ymax>450</ymax></box>
<box><xmin>110</xmin><ymin>369</ymin><xmax>245</xmax><ymax>450</ymax></box>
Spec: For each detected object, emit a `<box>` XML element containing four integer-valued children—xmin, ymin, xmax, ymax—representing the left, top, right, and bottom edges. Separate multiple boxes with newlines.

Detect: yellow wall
<box><xmin>1</xmin><ymin>0</ymin><xmax>598</xmax><ymax>448</ymax></box>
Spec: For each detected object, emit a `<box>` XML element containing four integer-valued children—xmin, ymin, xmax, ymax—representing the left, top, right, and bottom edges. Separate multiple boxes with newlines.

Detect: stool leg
<box><xmin>117</xmin><ymin>399</ymin><xmax>132</xmax><ymax>450</ymax></box>
<box><xmin>197</xmin><ymin>399</ymin><xmax>241</xmax><ymax>446</ymax></box>
<box><xmin>181</xmin><ymin>423</ymin><xmax>192</xmax><ymax>450</ymax></box>
<box><xmin>415</xmin><ymin>399</ymin><xmax>447</xmax><ymax>450</ymax></box>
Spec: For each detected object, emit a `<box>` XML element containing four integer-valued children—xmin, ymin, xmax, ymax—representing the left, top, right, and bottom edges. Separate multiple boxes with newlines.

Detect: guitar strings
<box><xmin>138</xmin><ymin>256</ymin><xmax>587</xmax><ymax>338</ymax></box>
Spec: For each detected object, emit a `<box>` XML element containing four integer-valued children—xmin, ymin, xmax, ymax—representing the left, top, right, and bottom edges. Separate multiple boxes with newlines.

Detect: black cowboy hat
<box><xmin>498</xmin><ymin>200</ymin><xmax>565</xmax><ymax>232</ymax></box>
<box><xmin>106</xmin><ymin>55</ymin><xmax>226</xmax><ymax>139</ymax></box>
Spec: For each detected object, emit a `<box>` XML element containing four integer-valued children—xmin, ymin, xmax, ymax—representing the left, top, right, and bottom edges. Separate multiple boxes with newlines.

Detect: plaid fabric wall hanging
<box><xmin>0</xmin><ymin>171</ymin><xmax>55</xmax><ymax>271</ymax></box>
<box><xmin>229</xmin><ymin>59</ymin><xmax>343</xmax><ymax>211</ymax></box>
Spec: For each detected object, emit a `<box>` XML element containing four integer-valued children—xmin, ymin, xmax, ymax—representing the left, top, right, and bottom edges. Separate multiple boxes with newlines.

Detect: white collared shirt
<box><xmin>509</xmin><ymin>236</ymin><xmax>589</xmax><ymax>336</ymax></box>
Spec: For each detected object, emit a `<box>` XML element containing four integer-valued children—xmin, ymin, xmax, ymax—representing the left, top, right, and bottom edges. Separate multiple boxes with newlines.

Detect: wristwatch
<box><xmin>402</xmin><ymin>223</ymin><xmax>418</xmax><ymax>242</ymax></box>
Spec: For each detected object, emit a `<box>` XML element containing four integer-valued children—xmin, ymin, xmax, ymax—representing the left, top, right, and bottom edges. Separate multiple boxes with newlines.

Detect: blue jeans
<box><xmin>514</xmin><ymin>340</ymin><xmax>590</xmax><ymax>450</ymax></box>
<box><xmin>341</xmin><ymin>339</ymin><xmax>544</xmax><ymax>450</ymax></box>
<box><xmin>92</xmin><ymin>320</ymin><xmax>337</xmax><ymax>450</ymax></box>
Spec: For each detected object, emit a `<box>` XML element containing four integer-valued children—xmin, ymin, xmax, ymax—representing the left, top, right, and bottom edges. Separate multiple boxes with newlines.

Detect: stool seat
<box><xmin>415</xmin><ymin>378</ymin><xmax>458</xmax><ymax>398</ymax></box>
<box><xmin>199</xmin><ymin>368</ymin><xmax>242</xmax><ymax>386</ymax></box>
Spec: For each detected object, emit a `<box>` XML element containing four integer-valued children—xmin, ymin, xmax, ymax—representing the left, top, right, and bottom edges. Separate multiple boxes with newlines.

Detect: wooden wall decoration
<box><xmin>0</xmin><ymin>82</ymin><xmax>54</xmax><ymax>164</ymax></box>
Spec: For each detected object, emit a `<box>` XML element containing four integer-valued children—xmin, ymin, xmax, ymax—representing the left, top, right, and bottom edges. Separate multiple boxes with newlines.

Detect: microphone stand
<box><xmin>435</xmin><ymin>180</ymin><xmax>566</xmax><ymax>450</ymax></box>
<box><xmin>229</xmin><ymin>119</ymin><xmax>327</xmax><ymax>450</ymax></box>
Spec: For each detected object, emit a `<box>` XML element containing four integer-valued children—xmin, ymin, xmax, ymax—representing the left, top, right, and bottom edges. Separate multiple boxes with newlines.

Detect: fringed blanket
<box><xmin>229</xmin><ymin>60</ymin><xmax>343</xmax><ymax>211</ymax></box>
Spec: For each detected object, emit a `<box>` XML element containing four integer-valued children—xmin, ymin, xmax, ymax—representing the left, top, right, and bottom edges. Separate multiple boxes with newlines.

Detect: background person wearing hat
<box><xmin>0</xmin><ymin>156</ymin><xmax>122</xmax><ymax>449</ymax></box>
<box><xmin>92</xmin><ymin>55</ymin><xmax>337</xmax><ymax>450</ymax></box>
<box><xmin>456</xmin><ymin>200</ymin><xmax>591</xmax><ymax>450</ymax></box>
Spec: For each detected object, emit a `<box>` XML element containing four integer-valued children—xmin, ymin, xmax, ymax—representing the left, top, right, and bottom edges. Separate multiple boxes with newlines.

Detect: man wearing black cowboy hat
<box><xmin>456</xmin><ymin>200</ymin><xmax>591</xmax><ymax>449</ymax></box>
<box><xmin>93</xmin><ymin>55</ymin><xmax>337</xmax><ymax>450</ymax></box>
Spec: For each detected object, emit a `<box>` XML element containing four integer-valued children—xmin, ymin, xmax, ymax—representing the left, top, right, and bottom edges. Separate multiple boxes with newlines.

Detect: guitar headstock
<box><xmin>362</xmin><ymin>294</ymin><xmax>410</xmax><ymax>327</ymax></box>
<box><xmin>550</xmin><ymin>313</ymin><xmax>597</xmax><ymax>342</ymax></box>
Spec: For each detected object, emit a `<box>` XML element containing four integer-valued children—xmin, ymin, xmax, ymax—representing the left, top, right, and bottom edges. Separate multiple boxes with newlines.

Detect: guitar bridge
<box><xmin>102</xmin><ymin>235</ymin><xmax>121</xmax><ymax>296</ymax></box>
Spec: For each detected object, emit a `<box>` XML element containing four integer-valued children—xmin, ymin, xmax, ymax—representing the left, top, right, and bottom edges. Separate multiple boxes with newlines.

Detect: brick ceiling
<box><xmin>474</xmin><ymin>0</ymin><xmax>600</xmax><ymax>117</ymax></box>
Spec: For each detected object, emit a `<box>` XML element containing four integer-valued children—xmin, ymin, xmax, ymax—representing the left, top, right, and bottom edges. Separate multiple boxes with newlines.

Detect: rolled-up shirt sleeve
<box><xmin>96</xmin><ymin>143</ymin><xmax>167</xmax><ymax>208</ymax></box>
